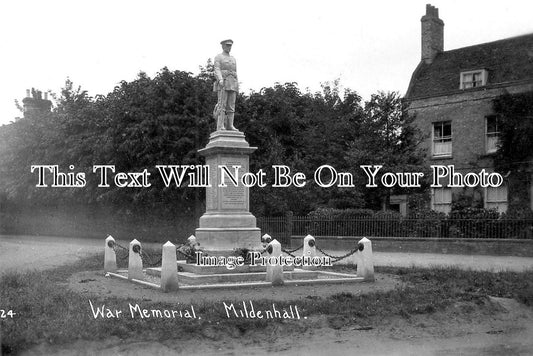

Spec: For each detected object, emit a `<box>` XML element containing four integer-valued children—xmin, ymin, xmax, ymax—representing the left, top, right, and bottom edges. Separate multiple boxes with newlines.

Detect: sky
<box><xmin>1</xmin><ymin>0</ymin><xmax>533</xmax><ymax>125</ymax></box>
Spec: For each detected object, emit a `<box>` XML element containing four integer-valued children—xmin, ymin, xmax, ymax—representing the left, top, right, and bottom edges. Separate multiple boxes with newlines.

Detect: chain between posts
<box><xmin>110</xmin><ymin>239</ymin><xmax>359</xmax><ymax>265</ymax></box>
<box><xmin>111</xmin><ymin>241</ymin><xmax>163</xmax><ymax>266</ymax></box>
<box><xmin>140</xmin><ymin>250</ymin><xmax>162</xmax><ymax>267</ymax></box>
<box><xmin>283</xmin><ymin>244</ymin><xmax>304</xmax><ymax>254</ymax></box>
<box><xmin>281</xmin><ymin>249</ymin><xmax>297</xmax><ymax>258</ymax></box>
<box><xmin>281</xmin><ymin>244</ymin><xmax>303</xmax><ymax>258</ymax></box>
<box><xmin>282</xmin><ymin>244</ymin><xmax>358</xmax><ymax>261</ymax></box>
<box><xmin>315</xmin><ymin>245</ymin><xmax>360</xmax><ymax>262</ymax></box>
<box><xmin>111</xmin><ymin>241</ymin><xmax>130</xmax><ymax>261</ymax></box>
<box><xmin>113</xmin><ymin>242</ymin><xmax>129</xmax><ymax>251</ymax></box>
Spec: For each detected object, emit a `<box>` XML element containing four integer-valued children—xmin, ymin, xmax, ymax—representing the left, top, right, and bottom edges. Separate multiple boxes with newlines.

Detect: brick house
<box><xmin>404</xmin><ymin>4</ymin><xmax>533</xmax><ymax>214</ymax></box>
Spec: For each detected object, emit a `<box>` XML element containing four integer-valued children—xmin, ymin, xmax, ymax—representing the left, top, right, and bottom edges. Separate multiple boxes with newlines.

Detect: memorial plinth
<box><xmin>195</xmin><ymin>130</ymin><xmax>262</xmax><ymax>253</ymax></box>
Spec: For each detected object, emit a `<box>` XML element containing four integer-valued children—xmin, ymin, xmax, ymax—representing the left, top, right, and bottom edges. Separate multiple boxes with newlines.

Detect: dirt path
<box><xmin>0</xmin><ymin>235</ymin><xmax>102</xmax><ymax>273</ymax></box>
<box><xmin>0</xmin><ymin>235</ymin><xmax>159</xmax><ymax>274</ymax></box>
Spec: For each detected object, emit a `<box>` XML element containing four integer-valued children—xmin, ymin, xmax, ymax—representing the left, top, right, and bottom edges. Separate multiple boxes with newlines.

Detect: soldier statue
<box><xmin>213</xmin><ymin>39</ymin><xmax>238</xmax><ymax>131</ymax></box>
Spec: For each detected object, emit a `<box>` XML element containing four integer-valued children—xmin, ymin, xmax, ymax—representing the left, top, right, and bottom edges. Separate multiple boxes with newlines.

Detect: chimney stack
<box><xmin>421</xmin><ymin>4</ymin><xmax>444</xmax><ymax>64</ymax></box>
<box><xmin>22</xmin><ymin>88</ymin><xmax>52</xmax><ymax>118</ymax></box>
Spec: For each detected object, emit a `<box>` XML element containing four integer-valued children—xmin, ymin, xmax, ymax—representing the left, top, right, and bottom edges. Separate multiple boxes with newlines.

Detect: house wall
<box><xmin>408</xmin><ymin>82</ymin><xmax>533</xmax><ymax>172</ymax></box>
<box><xmin>407</xmin><ymin>82</ymin><xmax>533</xmax><ymax>210</ymax></box>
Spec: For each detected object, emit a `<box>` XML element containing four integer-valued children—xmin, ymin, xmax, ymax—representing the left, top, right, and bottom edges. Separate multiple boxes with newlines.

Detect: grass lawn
<box><xmin>1</xmin><ymin>250</ymin><xmax>532</xmax><ymax>354</ymax></box>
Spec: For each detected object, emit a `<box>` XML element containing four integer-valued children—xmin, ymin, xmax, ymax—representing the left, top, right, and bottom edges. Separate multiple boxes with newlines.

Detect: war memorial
<box><xmin>104</xmin><ymin>40</ymin><xmax>374</xmax><ymax>290</ymax></box>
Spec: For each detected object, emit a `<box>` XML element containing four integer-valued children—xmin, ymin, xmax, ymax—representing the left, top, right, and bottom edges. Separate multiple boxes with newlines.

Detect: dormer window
<box><xmin>460</xmin><ymin>69</ymin><xmax>488</xmax><ymax>89</ymax></box>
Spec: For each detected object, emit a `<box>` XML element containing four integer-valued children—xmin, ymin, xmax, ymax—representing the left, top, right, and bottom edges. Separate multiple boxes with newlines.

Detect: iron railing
<box><xmin>257</xmin><ymin>216</ymin><xmax>533</xmax><ymax>244</ymax></box>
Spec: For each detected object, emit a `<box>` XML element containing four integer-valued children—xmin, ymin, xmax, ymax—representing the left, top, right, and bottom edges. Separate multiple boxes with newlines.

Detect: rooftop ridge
<box><xmin>443</xmin><ymin>32</ymin><xmax>533</xmax><ymax>54</ymax></box>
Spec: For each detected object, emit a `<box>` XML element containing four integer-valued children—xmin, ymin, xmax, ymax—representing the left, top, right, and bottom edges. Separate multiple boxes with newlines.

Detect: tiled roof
<box><xmin>405</xmin><ymin>33</ymin><xmax>533</xmax><ymax>99</ymax></box>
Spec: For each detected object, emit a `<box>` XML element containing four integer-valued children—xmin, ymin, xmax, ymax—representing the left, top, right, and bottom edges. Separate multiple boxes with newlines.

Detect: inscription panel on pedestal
<box><xmin>220</xmin><ymin>157</ymin><xmax>248</xmax><ymax>210</ymax></box>
<box><xmin>205</xmin><ymin>159</ymin><xmax>218</xmax><ymax>211</ymax></box>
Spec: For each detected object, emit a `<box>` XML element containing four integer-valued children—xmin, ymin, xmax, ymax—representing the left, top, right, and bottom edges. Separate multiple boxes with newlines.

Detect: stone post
<box><xmin>261</xmin><ymin>233</ymin><xmax>272</xmax><ymax>246</ymax></box>
<box><xmin>357</xmin><ymin>237</ymin><xmax>374</xmax><ymax>281</ymax></box>
<box><xmin>266</xmin><ymin>239</ymin><xmax>284</xmax><ymax>286</ymax></box>
<box><xmin>187</xmin><ymin>235</ymin><xmax>197</xmax><ymax>245</ymax></box>
<box><xmin>302</xmin><ymin>234</ymin><xmax>316</xmax><ymax>270</ymax></box>
<box><xmin>160</xmin><ymin>241</ymin><xmax>179</xmax><ymax>292</ymax></box>
<box><xmin>104</xmin><ymin>235</ymin><xmax>117</xmax><ymax>272</ymax></box>
<box><xmin>128</xmin><ymin>239</ymin><xmax>143</xmax><ymax>280</ymax></box>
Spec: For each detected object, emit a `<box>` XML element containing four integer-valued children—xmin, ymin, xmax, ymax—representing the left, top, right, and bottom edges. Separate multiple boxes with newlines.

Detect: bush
<box><xmin>284</xmin><ymin>205</ymin><xmax>533</xmax><ymax>239</ymax></box>
<box><xmin>449</xmin><ymin>207</ymin><xmax>500</xmax><ymax>220</ymax></box>
<box><xmin>307</xmin><ymin>208</ymin><xmax>376</xmax><ymax>220</ymax></box>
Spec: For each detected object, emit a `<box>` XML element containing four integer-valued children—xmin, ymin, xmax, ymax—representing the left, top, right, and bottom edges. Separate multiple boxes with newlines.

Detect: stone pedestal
<box><xmin>195</xmin><ymin>130</ymin><xmax>262</xmax><ymax>253</ymax></box>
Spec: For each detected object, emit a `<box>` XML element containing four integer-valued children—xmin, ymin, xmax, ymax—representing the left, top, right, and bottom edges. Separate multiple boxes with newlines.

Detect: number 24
<box><xmin>1</xmin><ymin>309</ymin><xmax>16</xmax><ymax>318</ymax></box>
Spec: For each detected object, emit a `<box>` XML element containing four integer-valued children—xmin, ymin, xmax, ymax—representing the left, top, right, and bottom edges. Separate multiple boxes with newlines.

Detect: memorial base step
<box><xmin>146</xmin><ymin>267</ymin><xmax>317</xmax><ymax>285</ymax></box>
<box><xmin>175</xmin><ymin>260</ymin><xmax>294</xmax><ymax>274</ymax></box>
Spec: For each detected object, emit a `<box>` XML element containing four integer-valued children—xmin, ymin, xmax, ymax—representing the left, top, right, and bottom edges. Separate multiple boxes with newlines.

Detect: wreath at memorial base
<box><xmin>178</xmin><ymin>244</ymin><xmax>205</xmax><ymax>264</ymax></box>
<box><xmin>233</xmin><ymin>247</ymin><xmax>252</xmax><ymax>264</ymax></box>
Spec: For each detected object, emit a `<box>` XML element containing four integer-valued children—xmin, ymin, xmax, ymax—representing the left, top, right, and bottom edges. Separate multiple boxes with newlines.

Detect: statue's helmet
<box><xmin>220</xmin><ymin>39</ymin><xmax>234</xmax><ymax>45</ymax></box>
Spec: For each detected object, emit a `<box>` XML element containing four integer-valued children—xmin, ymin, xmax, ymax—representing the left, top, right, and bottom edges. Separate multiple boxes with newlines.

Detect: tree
<box><xmin>237</xmin><ymin>82</ymin><xmax>366</xmax><ymax>215</ymax></box>
<box><xmin>345</xmin><ymin>91</ymin><xmax>427</xmax><ymax>210</ymax></box>
<box><xmin>0</xmin><ymin>70</ymin><xmax>426</xmax><ymax>218</ymax></box>
<box><xmin>0</xmin><ymin>69</ymin><xmax>216</xmax><ymax>215</ymax></box>
<box><xmin>90</xmin><ymin>68</ymin><xmax>214</xmax><ymax>212</ymax></box>
<box><xmin>493</xmin><ymin>91</ymin><xmax>533</xmax><ymax>213</ymax></box>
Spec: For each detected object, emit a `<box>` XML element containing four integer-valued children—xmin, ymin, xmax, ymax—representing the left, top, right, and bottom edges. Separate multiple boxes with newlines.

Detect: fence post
<box><xmin>104</xmin><ymin>235</ymin><xmax>117</xmax><ymax>273</ymax></box>
<box><xmin>266</xmin><ymin>239</ymin><xmax>284</xmax><ymax>286</ymax></box>
<box><xmin>357</xmin><ymin>237</ymin><xmax>374</xmax><ymax>281</ymax></box>
<box><xmin>286</xmin><ymin>211</ymin><xmax>293</xmax><ymax>246</ymax></box>
<box><xmin>302</xmin><ymin>234</ymin><xmax>316</xmax><ymax>270</ymax></box>
<box><xmin>161</xmin><ymin>241</ymin><xmax>179</xmax><ymax>292</ymax></box>
<box><xmin>128</xmin><ymin>239</ymin><xmax>143</xmax><ymax>280</ymax></box>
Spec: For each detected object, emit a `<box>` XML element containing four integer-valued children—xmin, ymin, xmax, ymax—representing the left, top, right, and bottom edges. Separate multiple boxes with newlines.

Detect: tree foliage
<box><xmin>1</xmin><ymin>69</ymin><xmax>214</xmax><ymax>214</ymax></box>
<box><xmin>0</xmin><ymin>70</ymin><xmax>425</xmax><ymax>217</ymax></box>
<box><xmin>493</xmin><ymin>91</ymin><xmax>533</xmax><ymax>171</ymax></box>
<box><xmin>345</xmin><ymin>91</ymin><xmax>427</xmax><ymax>209</ymax></box>
<box><xmin>492</xmin><ymin>91</ymin><xmax>533</xmax><ymax>212</ymax></box>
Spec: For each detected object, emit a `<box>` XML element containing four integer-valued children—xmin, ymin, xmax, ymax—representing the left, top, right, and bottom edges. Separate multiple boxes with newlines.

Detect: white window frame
<box><xmin>431</xmin><ymin>188</ymin><xmax>452</xmax><ymax>214</ymax></box>
<box><xmin>485</xmin><ymin>116</ymin><xmax>500</xmax><ymax>154</ymax></box>
<box><xmin>484</xmin><ymin>184</ymin><xmax>508</xmax><ymax>213</ymax></box>
<box><xmin>432</xmin><ymin>121</ymin><xmax>452</xmax><ymax>157</ymax></box>
<box><xmin>460</xmin><ymin>69</ymin><xmax>488</xmax><ymax>89</ymax></box>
